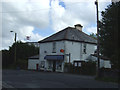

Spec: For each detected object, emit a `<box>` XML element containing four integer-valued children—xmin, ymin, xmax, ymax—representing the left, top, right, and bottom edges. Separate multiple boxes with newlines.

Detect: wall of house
<box><xmin>39</xmin><ymin>40</ymin><xmax>97</xmax><ymax>71</ymax></box>
<box><xmin>86</xmin><ymin>55</ymin><xmax>111</xmax><ymax>68</ymax></box>
<box><xmin>65</xmin><ymin>41</ymin><xmax>96</xmax><ymax>63</ymax></box>
<box><xmin>39</xmin><ymin>41</ymin><xmax>65</xmax><ymax>71</ymax></box>
<box><xmin>39</xmin><ymin>41</ymin><xmax>65</xmax><ymax>60</ymax></box>
<box><xmin>104</xmin><ymin>61</ymin><xmax>111</xmax><ymax>68</ymax></box>
<box><xmin>82</xmin><ymin>43</ymin><xmax>96</xmax><ymax>60</ymax></box>
<box><xmin>99</xmin><ymin>59</ymin><xmax>111</xmax><ymax>68</ymax></box>
<box><xmin>28</xmin><ymin>59</ymin><xmax>39</xmax><ymax>70</ymax></box>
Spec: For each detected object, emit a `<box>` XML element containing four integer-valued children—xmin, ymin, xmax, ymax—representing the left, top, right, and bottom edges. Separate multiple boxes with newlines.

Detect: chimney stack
<box><xmin>74</xmin><ymin>24</ymin><xmax>83</xmax><ymax>31</ymax></box>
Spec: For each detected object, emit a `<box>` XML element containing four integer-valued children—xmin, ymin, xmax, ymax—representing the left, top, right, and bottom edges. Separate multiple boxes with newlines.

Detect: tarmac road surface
<box><xmin>2</xmin><ymin>69</ymin><xmax>119</xmax><ymax>88</ymax></box>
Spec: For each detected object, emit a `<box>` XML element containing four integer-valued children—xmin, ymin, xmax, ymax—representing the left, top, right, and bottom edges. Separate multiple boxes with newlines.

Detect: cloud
<box><xmin>2</xmin><ymin>1</ymin><xmax>50</xmax><ymax>28</ymax></box>
<box><xmin>50</xmin><ymin>0</ymin><xmax>111</xmax><ymax>32</ymax></box>
<box><xmin>1</xmin><ymin>0</ymin><xmax>111</xmax><ymax>50</ymax></box>
<box><xmin>62</xmin><ymin>0</ymin><xmax>111</xmax><ymax>3</ymax></box>
<box><xmin>1</xmin><ymin>0</ymin><xmax>50</xmax><ymax>50</ymax></box>
<box><xmin>18</xmin><ymin>26</ymin><xmax>44</xmax><ymax>42</ymax></box>
<box><xmin>86</xmin><ymin>26</ymin><xmax>97</xmax><ymax>34</ymax></box>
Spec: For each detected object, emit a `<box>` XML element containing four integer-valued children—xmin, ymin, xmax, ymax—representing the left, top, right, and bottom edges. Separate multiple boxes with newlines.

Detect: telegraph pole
<box><xmin>95</xmin><ymin>0</ymin><xmax>100</xmax><ymax>77</ymax></box>
<box><xmin>14</xmin><ymin>32</ymin><xmax>17</xmax><ymax>64</ymax></box>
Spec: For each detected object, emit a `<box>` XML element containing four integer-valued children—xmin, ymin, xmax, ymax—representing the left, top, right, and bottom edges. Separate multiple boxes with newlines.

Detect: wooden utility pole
<box><xmin>14</xmin><ymin>32</ymin><xmax>17</xmax><ymax>64</ymax></box>
<box><xmin>95</xmin><ymin>0</ymin><xmax>100</xmax><ymax>77</ymax></box>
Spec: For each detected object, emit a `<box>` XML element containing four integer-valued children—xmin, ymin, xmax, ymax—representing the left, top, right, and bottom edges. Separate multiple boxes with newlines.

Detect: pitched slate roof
<box><xmin>38</xmin><ymin>27</ymin><xmax>97</xmax><ymax>44</ymax></box>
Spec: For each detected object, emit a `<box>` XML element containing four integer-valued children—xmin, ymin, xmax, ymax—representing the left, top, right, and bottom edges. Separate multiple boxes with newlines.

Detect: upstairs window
<box><xmin>83</xmin><ymin>43</ymin><xmax>86</xmax><ymax>54</ymax></box>
<box><xmin>52</xmin><ymin>42</ymin><xmax>56</xmax><ymax>53</ymax></box>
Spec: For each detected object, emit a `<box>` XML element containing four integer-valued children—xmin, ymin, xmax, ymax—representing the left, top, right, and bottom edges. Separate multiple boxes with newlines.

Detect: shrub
<box><xmin>64</xmin><ymin>63</ymin><xmax>74</xmax><ymax>73</ymax></box>
<box><xmin>16</xmin><ymin>59</ymin><xmax>28</xmax><ymax>69</ymax></box>
<box><xmin>64</xmin><ymin>61</ymin><xmax>96</xmax><ymax>75</ymax></box>
<box><xmin>81</xmin><ymin>61</ymin><xmax>96</xmax><ymax>75</ymax></box>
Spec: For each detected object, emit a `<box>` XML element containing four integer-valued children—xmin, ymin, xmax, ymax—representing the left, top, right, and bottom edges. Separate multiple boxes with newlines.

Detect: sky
<box><xmin>0</xmin><ymin>0</ymin><xmax>111</xmax><ymax>50</ymax></box>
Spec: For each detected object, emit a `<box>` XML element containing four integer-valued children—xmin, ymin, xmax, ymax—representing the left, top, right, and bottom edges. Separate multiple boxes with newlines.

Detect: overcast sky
<box><xmin>0</xmin><ymin>0</ymin><xmax>111</xmax><ymax>50</ymax></box>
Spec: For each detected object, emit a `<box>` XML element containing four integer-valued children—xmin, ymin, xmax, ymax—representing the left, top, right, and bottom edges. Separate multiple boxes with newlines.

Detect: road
<box><xmin>2</xmin><ymin>69</ymin><xmax>119</xmax><ymax>88</ymax></box>
<box><xmin>0</xmin><ymin>70</ymin><xmax>2</xmax><ymax>90</ymax></box>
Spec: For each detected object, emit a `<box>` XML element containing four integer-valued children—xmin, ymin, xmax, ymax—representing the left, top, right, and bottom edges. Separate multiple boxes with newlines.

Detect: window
<box><xmin>56</xmin><ymin>61</ymin><xmax>62</xmax><ymax>70</ymax></box>
<box><xmin>41</xmin><ymin>61</ymin><xmax>45</xmax><ymax>68</ymax></box>
<box><xmin>74</xmin><ymin>62</ymin><xmax>81</xmax><ymax>67</ymax></box>
<box><xmin>52</xmin><ymin>42</ymin><xmax>56</xmax><ymax>53</ymax></box>
<box><xmin>75</xmin><ymin>62</ymin><xmax>78</xmax><ymax>67</ymax></box>
<box><xmin>48</xmin><ymin>61</ymin><xmax>52</xmax><ymax>69</ymax></box>
<box><xmin>83</xmin><ymin>43</ymin><xmax>86</xmax><ymax>54</ymax></box>
<box><xmin>74</xmin><ymin>61</ymin><xmax>83</xmax><ymax>67</ymax></box>
<box><xmin>44</xmin><ymin>51</ymin><xmax>47</xmax><ymax>53</ymax></box>
<box><xmin>78</xmin><ymin>62</ymin><xmax>81</xmax><ymax>67</ymax></box>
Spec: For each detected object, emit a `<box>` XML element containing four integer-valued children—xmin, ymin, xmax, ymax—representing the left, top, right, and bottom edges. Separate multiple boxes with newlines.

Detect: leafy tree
<box><xmin>12</xmin><ymin>41</ymin><xmax>39</xmax><ymax>60</ymax></box>
<box><xmin>2</xmin><ymin>41</ymin><xmax>39</xmax><ymax>69</ymax></box>
<box><xmin>2</xmin><ymin>49</ymin><xmax>11</xmax><ymax>68</ymax></box>
<box><xmin>89</xmin><ymin>33</ymin><xmax>97</xmax><ymax>39</ymax></box>
<box><xmin>99</xmin><ymin>2</ymin><xmax>120</xmax><ymax>69</ymax></box>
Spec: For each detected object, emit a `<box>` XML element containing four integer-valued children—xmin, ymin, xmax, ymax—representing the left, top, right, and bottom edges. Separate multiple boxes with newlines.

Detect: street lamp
<box><xmin>10</xmin><ymin>31</ymin><xmax>17</xmax><ymax>66</ymax></box>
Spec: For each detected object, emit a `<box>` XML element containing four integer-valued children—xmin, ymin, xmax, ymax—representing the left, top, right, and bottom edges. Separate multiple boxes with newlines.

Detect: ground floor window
<box><xmin>74</xmin><ymin>61</ymin><xmax>85</xmax><ymax>67</ymax></box>
<box><xmin>40</xmin><ymin>61</ymin><xmax>45</xmax><ymax>68</ymax></box>
<box><xmin>47</xmin><ymin>61</ymin><xmax>62</xmax><ymax>70</ymax></box>
<box><xmin>56</xmin><ymin>61</ymin><xmax>62</xmax><ymax>70</ymax></box>
<box><xmin>48</xmin><ymin>61</ymin><xmax>53</xmax><ymax>69</ymax></box>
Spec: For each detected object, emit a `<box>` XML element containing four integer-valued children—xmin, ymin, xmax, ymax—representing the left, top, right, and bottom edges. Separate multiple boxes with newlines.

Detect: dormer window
<box><xmin>52</xmin><ymin>42</ymin><xmax>56</xmax><ymax>53</ymax></box>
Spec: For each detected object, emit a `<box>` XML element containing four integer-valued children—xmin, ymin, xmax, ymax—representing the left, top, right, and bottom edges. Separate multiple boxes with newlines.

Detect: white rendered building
<box><xmin>38</xmin><ymin>24</ymin><xmax>98</xmax><ymax>72</ymax></box>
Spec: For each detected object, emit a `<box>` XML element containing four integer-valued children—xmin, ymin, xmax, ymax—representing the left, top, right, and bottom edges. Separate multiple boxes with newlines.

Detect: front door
<box><xmin>53</xmin><ymin>61</ymin><xmax>56</xmax><ymax>72</ymax></box>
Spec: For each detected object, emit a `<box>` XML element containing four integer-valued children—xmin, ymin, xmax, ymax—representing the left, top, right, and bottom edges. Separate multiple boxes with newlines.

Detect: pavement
<box><xmin>2</xmin><ymin>69</ymin><xmax>119</xmax><ymax>88</ymax></box>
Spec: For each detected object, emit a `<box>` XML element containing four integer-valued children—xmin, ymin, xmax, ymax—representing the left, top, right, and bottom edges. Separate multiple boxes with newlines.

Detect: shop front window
<box><xmin>48</xmin><ymin>61</ymin><xmax>52</xmax><ymax>69</ymax></box>
<box><xmin>41</xmin><ymin>61</ymin><xmax>45</xmax><ymax>68</ymax></box>
<box><xmin>56</xmin><ymin>61</ymin><xmax>62</xmax><ymax>70</ymax></box>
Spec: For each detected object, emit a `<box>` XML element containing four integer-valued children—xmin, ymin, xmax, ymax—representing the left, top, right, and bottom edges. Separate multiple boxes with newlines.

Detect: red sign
<box><xmin>60</xmin><ymin>49</ymin><xmax>64</xmax><ymax>53</ymax></box>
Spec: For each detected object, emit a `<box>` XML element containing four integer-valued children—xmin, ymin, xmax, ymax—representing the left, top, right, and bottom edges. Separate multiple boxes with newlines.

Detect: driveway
<box><xmin>2</xmin><ymin>69</ymin><xmax>119</xmax><ymax>88</ymax></box>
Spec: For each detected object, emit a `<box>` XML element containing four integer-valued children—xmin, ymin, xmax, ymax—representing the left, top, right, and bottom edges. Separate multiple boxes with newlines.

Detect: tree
<box><xmin>2</xmin><ymin>49</ymin><xmax>11</xmax><ymax>68</ymax></box>
<box><xmin>89</xmin><ymin>33</ymin><xmax>97</xmax><ymax>39</ymax></box>
<box><xmin>2</xmin><ymin>41</ymin><xmax>39</xmax><ymax>69</ymax></box>
<box><xmin>10</xmin><ymin>41</ymin><xmax>39</xmax><ymax>60</ymax></box>
<box><xmin>99</xmin><ymin>2</ymin><xmax>120</xmax><ymax>69</ymax></box>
